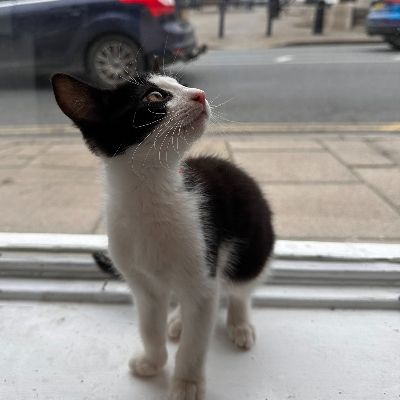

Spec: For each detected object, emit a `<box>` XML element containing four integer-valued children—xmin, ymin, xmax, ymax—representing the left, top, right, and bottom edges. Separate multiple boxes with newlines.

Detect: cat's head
<box><xmin>51</xmin><ymin>70</ymin><xmax>210</xmax><ymax>165</ymax></box>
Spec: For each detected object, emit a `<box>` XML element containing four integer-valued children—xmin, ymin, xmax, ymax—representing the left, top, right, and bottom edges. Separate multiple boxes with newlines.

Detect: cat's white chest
<box><xmin>105</xmin><ymin>176</ymin><xmax>206</xmax><ymax>280</ymax></box>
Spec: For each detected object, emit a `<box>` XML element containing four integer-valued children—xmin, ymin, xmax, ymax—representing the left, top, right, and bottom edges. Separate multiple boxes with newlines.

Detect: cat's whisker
<box><xmin>162</xmin><ymin>33</ymin><xmax>170</xmax><ymax>73</ymax></box>
<box><xmin>176</xmin><ymin>120</ymin><xmax>190</xmax><ymax>143</ymax></box>
<box><xmin>148</xmin><ymin>107</ymin><xmax>166</xmax><ymax>115</ymax></box>
<box><xmin>104</xmin><ymin>49</ymin><xmax>136</xmax><ymax>85</ymax></box>
<box><xmin>132</xmin><ymin>118</ymin><xmax>165</xmax><ymax>129</ymax></box>
<box><xmin>209</xmin><ymin>107</ymin><xmax>246</xmax><ymax>130</ymax></box>
<box><xmin>159</xmin><ymin>125</ymin><xmax>179</xmax><ymax>171</ymax></box>
<box><xmin>140</xmin><ymin>122</ymin><xmax>175</xmax><ymax>173</ymax></box>
<box><xmin>209</xmin><ymin>96</ymin><xmax>236</xmax><ymax>109</ymax></box>
<box><xmin>208</xmin><ymin>115</ymin><xmax>233</xmax><ymax>138</ymax></box>
<box><xmin>133</xmin><ymin>39</ymin><xmax>147</xmax><ymax>75</ymax></box>
<box><xmin>170</xmin><ymin>123</ymin><xmax>192</xmax><ymax>170</ymax></box>
<box><xmin>169</xmin><ymin>40</ymin><xmax>185</xmax><ymax>75</ymax></box>
<box><xmin>173</xmin><ymin>53</ymin><xmax>197</xmax><ymax>76</ymax></box>
<box><xmin>118</xmin><ymin>45</ymin><xmax>137</xmax><ymax>85</ymax></box>
<box><xmin>129</xmin><ymin>123</ymin><xmax>170</xmax><ymax>177</ymax></box>
<box><xmin>120</xmin><ymin>39</ymin><xmax>148</xmax><ymax>84</ymax></box>
<box><xmin>210</xmin><ymin>113</ymin><xmax>245</xmax><ymax>126</ymax></box>
<box><xmin>155</xmin><ymin>117</ymin><xmax>191</xmax><ymax>171</ymax></box>
<box><xmin>108</xmin><ymin>140</ymin><xmax>128</xmax><ymax>161</ymax></box>
<box><xmin>171</xmin><ymin>140</ymin><xmax>190</xmax><ymax>168</ymax></box>
<box><xmin>208</xmin><ymin>93</ymin><xmax>222</xmax><ymax>105</ymax></box>
<box><xmin>210</xmin><ymin>107</ymin><xmax>244</xmax><ymax>121</ymax></box>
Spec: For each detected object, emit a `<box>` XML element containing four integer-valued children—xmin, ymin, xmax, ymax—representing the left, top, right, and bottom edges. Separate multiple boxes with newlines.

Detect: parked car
<box><xmin>366</xmin><ymin>0</ymin><xmax>400</xmax><ymax>50</ymax></box>
<box><xmin>0</xmin><ymin>0</ymin><xmax>204</xmax><ymax>87</ymax></box>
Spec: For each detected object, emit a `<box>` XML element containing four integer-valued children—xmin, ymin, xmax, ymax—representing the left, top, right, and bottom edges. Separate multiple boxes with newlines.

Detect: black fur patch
<box><xmin>52</xmin><ymin>73</ymin><xmax>171</xmax><ymax>157</ymax></box>
<box><xmin>183</xmin><ymin>156</ymin><xmax>275</xmax><ymax>282</ymax></box>
<box><xmin>92</xmin><ymin>252</ymin><xmax>122</xmax><ymax>280</ymax></box>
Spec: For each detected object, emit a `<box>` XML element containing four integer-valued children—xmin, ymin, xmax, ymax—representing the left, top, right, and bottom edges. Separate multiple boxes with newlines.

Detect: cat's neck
<box><xmin>103</xmin><ymin>152</ymin><xmax>183</xmax><ymax>197</ymax></box>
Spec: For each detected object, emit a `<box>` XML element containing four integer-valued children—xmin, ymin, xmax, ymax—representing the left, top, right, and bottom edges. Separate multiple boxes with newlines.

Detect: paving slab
<box><xmin>46</xmin><ymin>143</ymin><xmax>90</xmax><ymax>155</ymax></box>
<box><xmin>188</xmin><ymin>137</ymin><xmax>231</xmax><ymax>159</ymax></box>
<box><xmin>94</xmin><ymin>216</ymin><xmax>107</xmax><ymax>235</ymax></box>
<box><xmin>12</xmin><ymin>166</ymin><xmax>101</xmax><ymax>184</ymax></box>
<box><xmin>0</xmin><ymin>155</ymin><xmax>34</xmax><ymax>168</ymax></box>
<box><xmin>262</xmin><ymin>184</ymin><xmax>400</xmax><ymax>240</ymax></box>
<box><xmin>0</xmin><ymin>169</ymin><xmax>19</xmax><ymax>184</ymax></box>
<box><xmin>1</xmin><ymin>133</ymin><xmax>400</xmax><ymax>241</ymax></box>
<box><xmin>370</xmin><ymin>139</ymin><xmax>400</xmax><ymax>164</ymax></box>
<box><xmin>0</xmin><ymin>140</ymin><xmax>16</xmax><ymax>151</ymax></box>
<box><xmin>30</xmin><ymin>153</ymin><xmax>100</xmax><ymax>169</ymax></box>
<box><xmin>321</xmin><ymin>140</ymin><xmax>394</xmax><ymax>167</ymax></box>
<box><xmin>355</xmin><ymin>167</ymin><xmax>400</xmax><ymax>210</ymax></box>
<box><xmin>0</xmin><ymin>183</ymin><xmax>102</xmax><ymax>233</ymax></box>
<box><xmin>229</xmin><ymin>136</ymin><xmax>323</xmax><ymax>151</ymax></box>
<box><xmin>233</xmin><ymin>151</ymin><xmax>358</xmax><ymax>182</ymax></box>
<box><xmin>0</xmin><ymin>143</ymin><xmax>49</xmax><ymax>157</ymax></box>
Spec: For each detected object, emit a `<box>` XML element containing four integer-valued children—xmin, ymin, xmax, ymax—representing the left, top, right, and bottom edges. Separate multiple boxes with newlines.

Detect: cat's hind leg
<box><xmin>225</xmin><ymin>284</ymin><xmax>256</xmax><ymax>350</ymax></box>
<box><xmin>167</xmin><ymin>304</ymin><xmax>182</xmax><ymax>341</ymax></box>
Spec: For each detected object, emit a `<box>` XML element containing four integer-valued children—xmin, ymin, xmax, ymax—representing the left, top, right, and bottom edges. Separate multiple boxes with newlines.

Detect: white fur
<box><xmin>102</xmin><ymin>76</ymin><xmax>258</xmax><ymax>400</ymax></box>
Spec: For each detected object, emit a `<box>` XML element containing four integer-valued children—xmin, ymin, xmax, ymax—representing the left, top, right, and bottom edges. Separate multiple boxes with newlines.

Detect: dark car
<box><xmin>366</xmin><ymin>0</ymin><xmax>400</xmax><ymax>50</ymax></box>
<box><xmin>0</xmin><ymin>0</ymin><xmax>204</xmax><ymax>87</ymax></box>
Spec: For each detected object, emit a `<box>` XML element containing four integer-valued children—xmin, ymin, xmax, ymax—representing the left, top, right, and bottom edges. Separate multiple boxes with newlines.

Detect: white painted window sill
<box><xmin>1</xmin><ymin>233</ymin><xmax>400</xmax><ymax>399</ymax></box>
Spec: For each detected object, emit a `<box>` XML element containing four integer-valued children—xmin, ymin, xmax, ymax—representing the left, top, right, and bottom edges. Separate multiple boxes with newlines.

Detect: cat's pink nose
<box><xmin>192</xmin><ymin>91</ymin><xmax>206</xmax><ymax>105</ymax></box>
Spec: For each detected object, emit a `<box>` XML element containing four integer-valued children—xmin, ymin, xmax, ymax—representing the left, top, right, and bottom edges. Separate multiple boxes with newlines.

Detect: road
<box><xmin>175</xmin><ymin>44</ymin><xmax>400</xmax><ymax>124</ymax></box>
<box><xmin>0</xmin><ymin>43</ymin><xmax>399</xmax><ymax>130</ymax></box>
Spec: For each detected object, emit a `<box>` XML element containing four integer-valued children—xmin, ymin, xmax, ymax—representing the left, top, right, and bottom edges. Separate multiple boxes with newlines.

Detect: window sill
<box><xmin>1</xmin><ymin>301</ymin><xmax>399</xmax><ymax>400</ymax></box>
<box><xmin>1</xmin><ymin>233</ymin><xmax>400</xmax><ymax>399</ymax></box>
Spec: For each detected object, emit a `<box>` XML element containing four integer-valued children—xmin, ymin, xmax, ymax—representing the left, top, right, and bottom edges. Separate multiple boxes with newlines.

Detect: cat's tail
<box><xmin>92</xmin><ymin>252</ymin><xmax>123</xmax><ymax>280</ymax></box>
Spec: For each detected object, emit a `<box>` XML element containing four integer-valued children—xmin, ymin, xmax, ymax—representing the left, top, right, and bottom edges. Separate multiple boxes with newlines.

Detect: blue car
<box><xmin>366</xmin><ymin>0</ymin><xmax>400</xmax><ymax>49</ymax></box>
<box><xmin>0</xmin><ymin>0</ymin><xmax>204</xmax><ymax>87</ymax></box>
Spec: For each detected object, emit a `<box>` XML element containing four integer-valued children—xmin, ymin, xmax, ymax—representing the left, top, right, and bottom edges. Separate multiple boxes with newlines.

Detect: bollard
<box><xmin>267</xmin><ymin>3</ymin><xmax>272</xmax><ymax>36</ymax></box>
<box><xmin>267</xmin><ymin>0</ymin><xmax>280</xmax><ymax>37</ymax></box>
<box><xmin>313</xmin><ymin>0</ymin><xmax>325</xmax><ymax>35</ymax></box>
<box><xmin>218</xmin><ymin>0</ymin><xmax>228</xmax><ymax>38</ymax></box>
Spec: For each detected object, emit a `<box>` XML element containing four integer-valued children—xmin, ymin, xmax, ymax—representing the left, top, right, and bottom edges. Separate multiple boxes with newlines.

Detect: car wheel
<box><xmin>87</xmin><ymin>35</ymin><xmax>145</xmax><ymax>88</ymax></box>
<box><xmin>385</xmin><ymin>35</ymin><xmax>400</xmax><ymax>50</ymax></box>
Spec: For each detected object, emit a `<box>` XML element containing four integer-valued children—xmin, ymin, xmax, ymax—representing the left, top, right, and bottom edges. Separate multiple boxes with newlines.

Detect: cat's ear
<box><xmin>52</xmin><ymin>74</ymin><xmax>104</xmax><ymax>124</ymax></box>
<box><xmin>152</xmin><ymin>55</ymin><xmax>160</xmax><ymax>73</ymax></box>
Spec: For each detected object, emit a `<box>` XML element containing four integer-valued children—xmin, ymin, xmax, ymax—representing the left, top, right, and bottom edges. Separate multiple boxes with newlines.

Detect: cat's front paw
<box><xmin>129</xmin><ymin>350</ymin><xmax>167</xmax><ymax>377</ymax></box>
<box><xmin>227</xmin><ymin>323</ymin><xmax>255</xmax><ymax>349</ymax></box>
<box><xmin>169</xmin><ymin>377</ymin><xmax>205</xmax><ymax>400</ymax></box>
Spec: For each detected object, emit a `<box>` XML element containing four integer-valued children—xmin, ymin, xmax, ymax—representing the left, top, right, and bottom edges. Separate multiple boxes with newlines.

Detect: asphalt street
<box><xmin>0</xmin><ymin>43</ymin><xmax>399</xmax><ymax>129</ymax></box>
<box><xmin>175</xmin><ymin>44</ymin><xmax>400</xmax><ymax>124</ymax></box>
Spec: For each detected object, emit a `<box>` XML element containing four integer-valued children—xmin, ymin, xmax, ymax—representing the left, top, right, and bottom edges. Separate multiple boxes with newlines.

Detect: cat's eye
<box><xmin>145</xmin><ymin>91</ymin><xmax>165</xmax><ymax>102</ymax></box>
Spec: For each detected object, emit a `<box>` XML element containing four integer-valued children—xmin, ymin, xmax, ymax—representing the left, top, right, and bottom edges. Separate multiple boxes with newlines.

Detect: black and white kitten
<box><xmin>52</xmin><ymin>66</ymin><xmax>274</xmax><ymax>400</ymax></box>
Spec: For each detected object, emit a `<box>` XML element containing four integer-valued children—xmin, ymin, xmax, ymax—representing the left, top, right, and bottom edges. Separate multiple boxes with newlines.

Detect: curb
<box><xmin>278</xmin><ymin>39</ymin><xmax>383</xmax><ymax>48</ymax></box>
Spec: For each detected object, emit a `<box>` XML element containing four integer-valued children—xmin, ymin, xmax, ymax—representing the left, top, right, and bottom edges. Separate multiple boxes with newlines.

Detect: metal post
<box><xmin>313</xmin><ymin>0</ymin><xmax>325</xmax><ymax>35</ymax></box>
<box><xmin>267</xmin><ymin>0</ymin><xmax>280</xmax><ymax>37</ymax></box>
<box><xmin>267</xmin><ymin>4</ymin><xmax>273</xmax><ymax>37</ymax></box>
<box><xmin>219</xmin><ymin>0</ymin><xmax>227</xmax><ymax>38</ymax></box>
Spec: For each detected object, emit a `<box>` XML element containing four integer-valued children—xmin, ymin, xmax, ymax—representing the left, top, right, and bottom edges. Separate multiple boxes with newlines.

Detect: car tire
<box><xmin>87</xmin><ymin>34</ymin><xmax>145</xmax><ymax>88</ymax></box>
<box><xmin>384</xmin><ymin>35</ymin><xmax>400</xmax><ymax>51</ymax></box>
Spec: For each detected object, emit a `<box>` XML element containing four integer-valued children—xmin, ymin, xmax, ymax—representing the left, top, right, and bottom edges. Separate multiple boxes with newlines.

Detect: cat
<box><xmin>51</xmin><ymin>61</ymin><xmax>275</xmax><ymax>400</ymax></box>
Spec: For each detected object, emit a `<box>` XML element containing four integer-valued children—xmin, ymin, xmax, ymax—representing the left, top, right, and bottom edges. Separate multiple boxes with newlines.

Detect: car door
<box><xmin>0</xmin><ymin>0</ymin><xmax>24</xmax><ymax>70</ymax></box>
<box><xmin>12</xmin><ymin>0</ymin><xmax>87</xmax><ymax>70</ymax></box>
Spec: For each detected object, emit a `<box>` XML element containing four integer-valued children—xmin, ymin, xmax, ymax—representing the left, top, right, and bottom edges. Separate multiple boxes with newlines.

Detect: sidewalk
<box><xmin>188</xmin><ymin>4</ymin><xmax>382</xmax><ymax>50</ymax></box>
<box><xmin>1</xmin><ymin>130</ymin><xmax>400</xmax><ymax>242</ymax></box>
